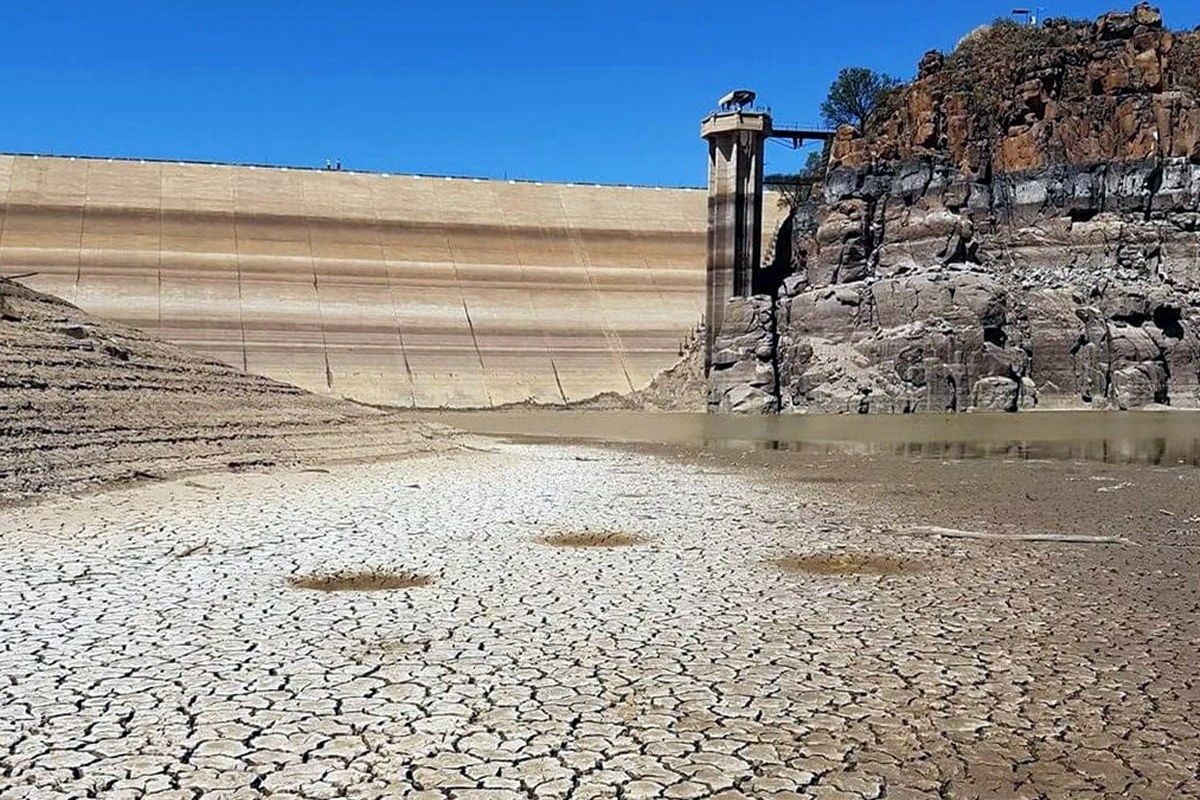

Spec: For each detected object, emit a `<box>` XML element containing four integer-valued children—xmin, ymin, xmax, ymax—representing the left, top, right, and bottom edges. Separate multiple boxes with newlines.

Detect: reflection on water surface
<box><xmin>409</xmin><ymin>411</ymin><xmax>1200</xmax><ymax>467</ymax></box>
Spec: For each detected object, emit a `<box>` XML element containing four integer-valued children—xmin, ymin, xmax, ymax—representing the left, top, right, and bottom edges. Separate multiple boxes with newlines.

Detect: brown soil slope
<box><xmin>0</xmin><ymin>278</ymin><xmax>456</xmax><ymax>504</ymax></box>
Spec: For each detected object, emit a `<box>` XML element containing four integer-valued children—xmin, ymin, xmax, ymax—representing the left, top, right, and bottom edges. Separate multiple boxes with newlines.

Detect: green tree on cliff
<box><xmin>820</xmin><ymin>67</ymin><xmax>901</xmax><ymax>132</ymax></box>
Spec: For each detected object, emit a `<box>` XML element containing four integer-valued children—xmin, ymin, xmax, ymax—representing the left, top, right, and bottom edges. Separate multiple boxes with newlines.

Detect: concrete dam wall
<box><xmin>0</xmin><ymin>154</ymin><xmax>716</xmax><ymax>407</ymax></box>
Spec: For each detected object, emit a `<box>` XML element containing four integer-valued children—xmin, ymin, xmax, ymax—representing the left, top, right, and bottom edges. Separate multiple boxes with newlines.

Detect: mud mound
<box><xmin>0</xmin><ymin>278</ymin><xmax>456</xmax><ymax>504</ymax></box>
<box><xmin>290</xmin><ymin>570</ymin><xmax>434</xmax><ymax>592</ymax></box>
<box><xmin>539</xmin><ymin>531</ymin><xmax>649</xmax><ymax>548</ymax></box>
<box><xmin>772</xmin><ymin>553</ymin><xmax>912</xmax><ymax>576</ymax></box>
<box><xmin>627</xmin><ymin>331</ymin><xmax>707</xmax><ymax>412</ymax></box>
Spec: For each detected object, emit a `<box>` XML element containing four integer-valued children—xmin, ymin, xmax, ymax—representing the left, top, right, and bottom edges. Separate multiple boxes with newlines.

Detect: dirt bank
<box><xmin>0</xmin><ymin>278</ymin><xmax>458</xmax><ymax>505</ymax></box>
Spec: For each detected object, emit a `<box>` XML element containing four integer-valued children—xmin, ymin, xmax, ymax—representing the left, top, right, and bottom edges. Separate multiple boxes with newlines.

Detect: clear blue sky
<box><xmin>4</xmin><ymin>1</ymin><xmax>1197</xmax><ymax>187</ymax></box>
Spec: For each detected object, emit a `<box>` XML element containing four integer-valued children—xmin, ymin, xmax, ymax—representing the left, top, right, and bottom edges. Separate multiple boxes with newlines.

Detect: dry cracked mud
<box><xmin>1</xmin><ymin>443</ymin><xmax>1198</xmax><ymax>799</ymax></box>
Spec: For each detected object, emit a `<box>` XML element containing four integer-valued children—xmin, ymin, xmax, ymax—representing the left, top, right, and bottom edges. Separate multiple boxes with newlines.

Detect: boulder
<box><xmin>971</xmin><ymin>377</ymin><xmax>1021</xmax><ymax>412</ymax></box>
<box><xmin>1111</xmin><ymin>362</ymin><xmax>1168</xmax><ymax>407</ymax></box>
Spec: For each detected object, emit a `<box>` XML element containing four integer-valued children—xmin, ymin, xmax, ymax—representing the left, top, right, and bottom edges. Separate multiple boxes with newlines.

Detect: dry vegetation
<box><xmin>1170</xmin><ymin>29</ymin><xmax>1200</xmax><ymax>92</ymax></box>
<box><xmin>942</xmin><ymin>18</ymin><xmax>1083</xmax><ymax>137</ymax></box>
<box><xmin>771</xmin><ymin>552</ymin><xmax>912</xmax><ymax>576</ymax></box>
<box><xmin>539</xmin><ymin>531</ymin><xmax>649</xmax><ymax>548</ymax></box>
<box><xmin>289</xmin><ymin>570</ymin><xmax>435</xmax><ymax>592</ymax></box>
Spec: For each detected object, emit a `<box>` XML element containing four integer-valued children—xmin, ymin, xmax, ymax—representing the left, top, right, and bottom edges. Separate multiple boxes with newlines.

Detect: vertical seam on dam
<box><xmin>500</xmin><ymin>203</ymin><xmax>559</xmax><ymax>405</ymax></box>
<box><xmin>461</xmin><ymin>299</ymin><xmax>493</xmax><ymax>408</ymax></box>
<box><xmin>442</xmin><ymin>221</ymin><xmax>493</xmax><ymax>407</ymax></box>
<box><xmin>556</xmin><ymin>189</ymin><xmax>637</xmax><ymax>395</ymax></box>
<box><xmin>232</xmin><ymin>195</ymin><xmax>250</xmax><ymax>373</ymax></box>
<box><xmin>73</xmin><ymin>173</ymin><xmax>87</xmax><ymax>303</ymax></box>
<box><xmin>384</xmin><ymin>260</ymin><xmax>418</xmax><ymax>408</ymax></box>
<box><xmin>550</xmin><ymin>358</ymin><xmax>568</xmax><ymax>405</ymax></box>
<box><xmin>370</xmin><ymin>192</ymin><xmax>418</xmax><ymax>408</ymax></box>
<box><xmin>156</xmin><ymin>168</ymin><xmax>164</xmax><ymax>333</ymax></box>
<box><xmin>0</xmin><ymin>160</ymin><xmax>10</xmax><ymax>273</ymax></box>
<box><xmin>301</xmin><ymin>181</ymin><xmax>335</xmax><ymax>392</ymax></box>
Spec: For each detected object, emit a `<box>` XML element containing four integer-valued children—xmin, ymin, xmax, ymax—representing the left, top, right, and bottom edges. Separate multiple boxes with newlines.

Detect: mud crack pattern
<box><xmin>1</xmin><ymin>445</ymin><xmax>1197</xmax><ymax>798</ymax></box>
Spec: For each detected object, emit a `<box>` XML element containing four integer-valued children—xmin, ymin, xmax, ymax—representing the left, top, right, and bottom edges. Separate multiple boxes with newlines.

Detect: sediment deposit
<box><xmin>712</xmin><ymin>4</ymin><xmax>1200</xmax><ymax>413</ymax></box>
<box><xmin>0</xmin><ymin>156</ymin><xmax>712</xmax><ymax>408</ymax></box>
<box><xmin>0</xmin><ymin>277</ymin><xmax>455</xmax><ymax>504</ymax></box>
<box><xmin>2</xmin><ymin>441</ymin><xmax>1197</xmax><ymax>798</ymax></box>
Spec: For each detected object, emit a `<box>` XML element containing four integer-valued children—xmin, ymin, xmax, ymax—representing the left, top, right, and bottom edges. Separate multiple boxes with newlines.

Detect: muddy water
<box><xmin>413</xmin><ymin>410</ymin><xmax>1200</xmax><ymax>466</ymax></box>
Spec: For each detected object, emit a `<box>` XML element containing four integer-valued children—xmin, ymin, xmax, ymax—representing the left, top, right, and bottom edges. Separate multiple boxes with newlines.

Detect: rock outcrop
<box><xmin>714</xmin><ymin>4</ymin><xmax>1200</xmax><ymax>412</ymax></box>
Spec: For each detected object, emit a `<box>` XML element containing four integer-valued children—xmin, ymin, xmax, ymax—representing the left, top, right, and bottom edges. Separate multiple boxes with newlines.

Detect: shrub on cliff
<box><xmin>944</xmin><ymin>18</ymin><xmax>1072</xmax><ymax>136</ymax></box>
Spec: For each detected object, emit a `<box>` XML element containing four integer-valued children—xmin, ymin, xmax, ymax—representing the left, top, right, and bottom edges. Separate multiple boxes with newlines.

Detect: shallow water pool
<box><xmin>408</xmin><ymin>410</ymin><xmax>1200</xmax><ymax>466</ymax></box>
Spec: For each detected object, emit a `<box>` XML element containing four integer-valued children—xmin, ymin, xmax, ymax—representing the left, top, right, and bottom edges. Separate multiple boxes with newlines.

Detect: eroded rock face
<box><xmin>775</xmin><ymin>157</ymin><xmax>1200</xmax><ymax>412</ymax></box>
<box><xmin>710</xmin><ymin>4</ymin><xmax>1200</xmax><ymax>413</ymax></box>
<box><xmin>708</xmin><ymin>297</ymin><xmax>778</xmax><ymax>413</ymax></box>
<box><xmin>832</xmin><ymin>3</ymin><xmax>1200</xmax><ymax>176</ymax></box>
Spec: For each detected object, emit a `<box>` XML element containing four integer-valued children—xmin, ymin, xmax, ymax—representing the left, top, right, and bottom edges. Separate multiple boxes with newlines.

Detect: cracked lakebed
<box><xmin>1</xmin><ymin>442</ymin><xmax>1198</xmax><ymax>799</ymax></box>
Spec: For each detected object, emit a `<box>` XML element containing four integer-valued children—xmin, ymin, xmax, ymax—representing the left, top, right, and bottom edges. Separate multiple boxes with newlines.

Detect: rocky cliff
<box><xmin>711</xmin><ymin>4</ymin><xmax>1200</xmax><ymax>413</ymax></box>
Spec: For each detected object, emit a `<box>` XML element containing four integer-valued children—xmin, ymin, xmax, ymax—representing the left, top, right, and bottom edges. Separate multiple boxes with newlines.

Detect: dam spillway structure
<box><xmin>700</xmin><ymin>92</ymin><xmax>834</xmax><ymax>409</ymax></box>
<box><xmin>0</xmin><ymin>154</ymin><xmax>709</xmax><ymax>408</ymax></box>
